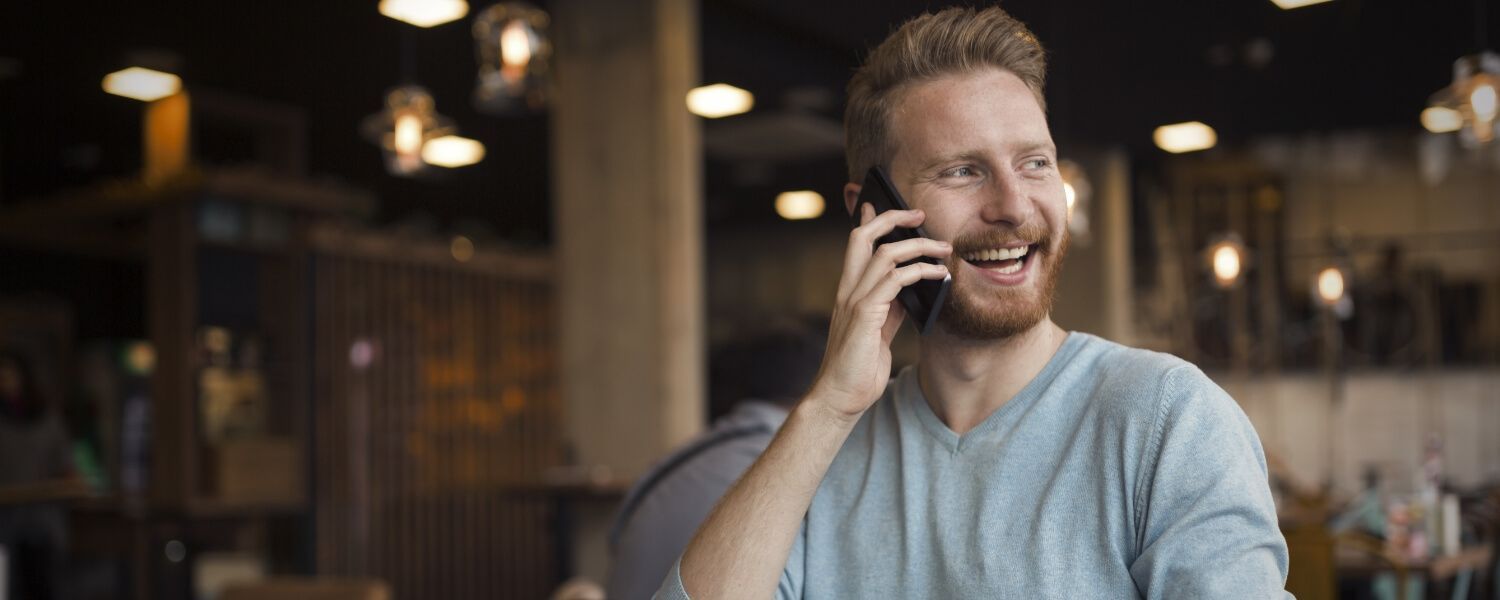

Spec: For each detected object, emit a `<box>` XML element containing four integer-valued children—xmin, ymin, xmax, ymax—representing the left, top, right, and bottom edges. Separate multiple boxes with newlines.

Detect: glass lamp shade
<box><xmin>473</xmin><ymin>2</ymin><xmax>551</xmax><ymax>114</ymax></box>
<box><xmin>1425</xmin><ymin>51</ymin><xmax>1500</xmax><ymax>148</ymax></box>
<box><xmin>360</xmin><ymin>85</ymin><xmax>455</xmax><ymax>176</ymax></box>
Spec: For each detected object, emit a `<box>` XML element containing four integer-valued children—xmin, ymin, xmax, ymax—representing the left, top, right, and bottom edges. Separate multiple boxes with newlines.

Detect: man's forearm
<box><xmin>679</xmin><ymin>394</ymin><xmax>859</xmax><ymax>599</ymax></box>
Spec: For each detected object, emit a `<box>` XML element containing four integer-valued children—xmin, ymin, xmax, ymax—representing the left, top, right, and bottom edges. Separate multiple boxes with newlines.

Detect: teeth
<box><xmin>963</xmin><ymin>245</ymin><xmax>1031</xmax><ymax>262</ymax></box>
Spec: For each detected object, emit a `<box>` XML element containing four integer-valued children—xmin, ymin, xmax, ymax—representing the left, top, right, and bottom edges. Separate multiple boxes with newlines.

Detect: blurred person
<box><xmin>0</xmin><ymin>350</ymin><xmax>75</xmax><ymax>600</ymax></box>
<box><xmin>665</xmin><ymin>6</ymin><xmax>1289</xmax><ymax>598</ymax></box>
<box><xmin>606</xmin><ymin>324</ymin><xmax>824</xmax><ymax>600</ymax></box>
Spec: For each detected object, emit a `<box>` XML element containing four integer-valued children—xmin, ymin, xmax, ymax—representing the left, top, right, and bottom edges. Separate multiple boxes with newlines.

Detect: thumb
<box><xmin>881</xmin><ymin>300</ymin><xmax>906</xmax><ymax>343</ymax></box>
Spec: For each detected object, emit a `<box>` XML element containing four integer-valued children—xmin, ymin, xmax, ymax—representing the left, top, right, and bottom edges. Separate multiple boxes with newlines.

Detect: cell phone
<box><xmin>853</xmin><ymin>166</ymin><xmax>952</xmax><ymax>334</ymax></box>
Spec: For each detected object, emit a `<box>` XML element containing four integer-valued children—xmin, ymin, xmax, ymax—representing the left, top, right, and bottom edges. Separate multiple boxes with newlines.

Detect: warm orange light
<box><xmin>1211</xmin><ymin>243</ymin><xmax>1243</xmax><ymax>287</ymax></box>
<box><xmin>422</xmin><ymin>135</ymin><xmax>485</xmax><ymax>168</ymax></box>
<box><xmin>379</xmin><ymin>0</ymin><xmax>468</xmax><ymax>27</ymax></box>
<box><xmin>1421</xmin><ymin>106</ymin><xmax>1463</xmax><ymax>133</ymax></box>
<box><xmin>1317</xmin><ymin>267</ymin><xmax>1345</xmax><ymax>305</ymax></box>
<box><xmin>1471</xmin><ymin>82</ymin><xmax>1498</xmax><ymax>123</ymax></box>
<box><xmin>393</xmin><ymin>113</ymin><xmax>425</xmax><ymax>173</ymax></box>
<box><xmin>775</xmin><ymin>190</ymin><xmax>825</xmax><ymax>220</ymax></box>
<box><xmin>1154</xmin><ymin>121</ymin><xmax>1217</xmax><ymax>153</ymax></box>
<box><xmin>500</xmin><ymin>19</ymin><xmax>533</xmax><ymax>68</ymax></box>
<box><xmin>450</xmin><ymin>235</ymin><xmax>475</xmax><ymax>262</ymax></box>
<box><xmin>102</xmin><ymin>67</ymin><xmax>181</xmax><ymax>102</ymax></box>
<box><xmin>1063</xmin><ymin>182</ymin><xmax>1077</xmax><ymax>215</ymax></box>
<box><xmin>686</xmin><ymin>84</ymin><xmax>754</xmax><ymax>118</ymax></box>
<box><xmin>1270</xmin><ymin>0</ymin><xmax>1333</xmax><ymax>8</ymax></box>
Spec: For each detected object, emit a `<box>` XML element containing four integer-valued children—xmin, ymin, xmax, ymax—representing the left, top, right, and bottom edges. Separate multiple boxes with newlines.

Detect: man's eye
<box><xmin>944</xmin><ymin>166</ymin><xmax>977</xmax><ymax>178</ymax></box>
<box><xmin>1024</xmin><ymin>158</ymin><xmax>1052</xmax><ymax>170</ymax></box>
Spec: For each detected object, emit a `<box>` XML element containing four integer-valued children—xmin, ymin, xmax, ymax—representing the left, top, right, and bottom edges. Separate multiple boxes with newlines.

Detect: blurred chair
<box><xmin>1285</xmin><ymin>522</ymin><xmax>1336</xmax><ymax>600</ymax></box>
<box><xmin>219</xmin><ymin>578</ymin><xmax>389</xmax><ymax>600</ymax></box>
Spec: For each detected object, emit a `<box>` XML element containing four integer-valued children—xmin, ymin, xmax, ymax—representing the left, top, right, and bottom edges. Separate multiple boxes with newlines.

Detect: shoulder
<box><xmin>1065</xmin><ymin>334</ymin><xmax>1200</xmax><ymax>412</ymax></box>
<box><xmin>1071</xmin><ymin>333</ymin><xmax>1195</xmax><ymax>388</ymax></box>
<box><xmin>1063</xmin><ymin>334</ymin><xmax>1247</xmax><ymax>436</ymax></box>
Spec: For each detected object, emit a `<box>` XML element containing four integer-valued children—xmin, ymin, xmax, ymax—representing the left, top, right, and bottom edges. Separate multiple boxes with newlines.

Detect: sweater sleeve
<box><xmin>1128</xmin><ymin>366</ymin><xmax>1291</xmax><ymax>599</ymax></box>
<box><xmin>653</xmin><ymin>520</ymin><xmax>807</xmax><ymax>600</ymax></box>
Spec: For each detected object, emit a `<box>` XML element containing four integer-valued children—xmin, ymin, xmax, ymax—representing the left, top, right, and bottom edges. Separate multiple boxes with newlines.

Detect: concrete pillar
<box><xmin>1098</xmin><ymin>149</ymin><xmax>1134</xmax><ymax>345</ymax></box>
<box><xmin>551</xmin><ymin>0</ymin><xmax>704</xmax><ymax>582</ymax></box>
<box><xmin>1052</xmin><ymin>149</ymin><xmax>1133</xmax><ymax>345</ymax></box>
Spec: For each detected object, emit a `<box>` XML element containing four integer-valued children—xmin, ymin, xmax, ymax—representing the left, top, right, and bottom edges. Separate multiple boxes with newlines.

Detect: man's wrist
<box><xmin>796</xmin><ymin>387</ymin><xmax>867</xmax><ymax>431</ymax></box>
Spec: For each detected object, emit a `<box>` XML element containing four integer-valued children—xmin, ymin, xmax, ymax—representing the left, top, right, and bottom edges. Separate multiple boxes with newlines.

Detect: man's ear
<box><xmin>843</xmin><ymin>182</ymin><xmax>862</xmax><ymax>218</ymax></box>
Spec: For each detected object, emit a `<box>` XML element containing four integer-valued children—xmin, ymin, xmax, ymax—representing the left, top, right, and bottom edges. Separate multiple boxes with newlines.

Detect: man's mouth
<box><xmin>959</xmin><ymin>244</ymin><xmax>1037</xmax><ymax>275</ymax></box>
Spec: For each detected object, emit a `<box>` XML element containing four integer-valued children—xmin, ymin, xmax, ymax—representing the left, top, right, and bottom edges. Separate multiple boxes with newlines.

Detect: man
<box><xmin>659</xmin><ymin>6</ymin><xmax>1290</xmax><ymax>599</ymax></box>
<box><xmin>608</xmin><ymin>324</ymin><xmax>825</xmax><ymax>600</ymax></box>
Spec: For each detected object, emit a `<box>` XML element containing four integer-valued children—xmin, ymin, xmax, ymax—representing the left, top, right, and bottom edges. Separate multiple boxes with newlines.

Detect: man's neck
<box><xmin>915</xmin><ymin>318</ymin><xmax>1068</xmax><ymax>435</ymax></box>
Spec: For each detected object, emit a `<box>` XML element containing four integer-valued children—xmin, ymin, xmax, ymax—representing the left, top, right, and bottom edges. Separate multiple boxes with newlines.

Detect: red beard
<box><xmin>938</xmin><ymin>227</ymin><xmax>1069</xmax><ymax>340</ymax></box>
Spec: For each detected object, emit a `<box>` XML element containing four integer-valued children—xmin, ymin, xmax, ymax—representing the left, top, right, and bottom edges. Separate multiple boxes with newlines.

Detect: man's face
<box><xmin>885</xmin><ymin>67</ymin><xmax>1068</xmax><ymax>339</ymax></box>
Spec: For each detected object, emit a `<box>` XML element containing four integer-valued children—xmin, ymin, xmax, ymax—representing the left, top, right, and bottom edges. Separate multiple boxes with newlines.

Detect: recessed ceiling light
<box><xmin>1153</xmin><ymin>121</ymin><xmax>1217</xmax><ymax>154</ymax></box>
<box><xmin>1270</xmin><ymin>0</ymin><xmax>1333</xmax><ymax>9</ymax></box>
<box><xmin>422</xmin><ymin>135</ymin><xmax>486</xmax><ymax>168</ymax></box>
<box><xmin>775</xmin><ymin>190</ymin><xmax>824</xmax><ymax>220</ymax></box>
<box><xmin>686</xmin><ymin>83</ymin><xmax>754</xmax><ymax>118</ymax></box>
<box><xmin>102</xmin><ymin>67</ymin><xmax>181</xmax><ymax>102</ymax></box>
<box><xmin>379</xmin><ymin>0</ymin><xmax>469</xmax><ymax>28</ymax></box>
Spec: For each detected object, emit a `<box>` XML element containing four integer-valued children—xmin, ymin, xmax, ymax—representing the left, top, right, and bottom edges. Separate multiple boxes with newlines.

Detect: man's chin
<box><xmin>936</xmin><ymin>287</ymin><xmax>1048</xmax><ymax>340</ymax></box>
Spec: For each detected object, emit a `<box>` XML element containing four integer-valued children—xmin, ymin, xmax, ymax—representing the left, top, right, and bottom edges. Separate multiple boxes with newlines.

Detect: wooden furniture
<box><xmin>220</xmin><ymin>577</ymin><xmax>390</xmax><ymax>600</ymax></box>
<box><xmin>1335</xmin><ymin>531</ymin><xmax>1494</xmax><ymax>600</ymax></box>
<box><xmin>0</xmin><ymin>167</ymin><xmax>373</xmax><ymax>600</ymax></box>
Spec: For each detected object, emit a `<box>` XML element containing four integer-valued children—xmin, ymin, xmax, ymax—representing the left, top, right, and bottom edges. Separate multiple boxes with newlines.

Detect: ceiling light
<box><xmin>450</xmin><ymin>235</ymin><xmax>475</xmax><ymax>262</ymax></box>
<box><xmin>422</xmin><ymin>135</ymin><xmax>486</xmax><ymax>168</ymax></box>
<box><xmin>1153</xmin><ymin>121</ymin><xmax>1217</xmax><ymax>154</ymax></box>
<box><xmin>1270</xmin><ymin>0</ymin><xmax>1333</xmax><ymax>9</ymax></box>
<box><xmin>1316</xmin><ymin>267</ymin><xmax>1345</xmax><ymax>305</ymax></box>
<box><xmin>775</xmin><ymin>190</ymin><xmax>824</xmax><ymax>220</ymax></box>
<box><xmin>474</xmin><ymin>2</ymin><xmax>552</xmax><ymax>114</ymax></box>
<box><xmin>1424</xmin><ymin>51</ymin><xmax>1500</xmax><ymax>148</ymax></box>
<box><xmin>379</xmin><ymin>0</ymin><xmax>468</xmax><ymax>27</ymax></box>
<box><xmin>1206</xmin><ymin>238</ymin><xmax>1246</xmax><ymax>289</ymax></box>
<box><xmin>361</xmin><ymin>85</ymin><xmax>455</xmax><ymax>176</ymax></box>
<box><xmin>1421</xmin><ymin>106</ymin><xmax>1463</xmax><ymax>133</ymax></box>
<box><xmin>1057</xmin><ymin>159</ymin><xmax>1091</xmax><ymax>241</ymax></box>
<box><xmin>687</xmin><ymin>84</ymin><xmax>754</xmax><ymax>118</ymax></box>
<box><xmin>102</xmin><ymin>67</ymin><xmax>181</xmax><ymax>102</ymax></box>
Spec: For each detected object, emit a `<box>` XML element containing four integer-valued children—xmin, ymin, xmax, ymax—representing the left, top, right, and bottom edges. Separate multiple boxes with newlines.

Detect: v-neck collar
<box><xmin>898</xmin><ymin>331</ymin><xmax>1087</xmax><ymax>453</ymax></box>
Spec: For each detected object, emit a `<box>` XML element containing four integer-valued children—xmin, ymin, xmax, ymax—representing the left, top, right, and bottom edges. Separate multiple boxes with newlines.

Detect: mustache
<box><xmin>948</xmin><ymin>222</ymin><xmax>1053</xmax><ymax>256</ymax></box>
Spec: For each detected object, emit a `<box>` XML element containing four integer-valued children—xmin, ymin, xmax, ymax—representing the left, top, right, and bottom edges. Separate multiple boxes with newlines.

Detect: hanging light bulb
<box><xmin>1204</xmin><ymin>235</ymin><xmax>1248</xmax><ymax>290</ymax></box>
<box><xmin>361</xmin><ymin>85</ymin><xmax>455</xmax><ymax>176</ymax></box>
<box><xmin>1316</xmin><ymin>267</ymin><xmax>1345</xmax><ymax>305</ymax></box>
<box><xmin>1057</xmin><ymin>159</ymin><xmax>1091</xmax><ymax>242</ymax></box>
<box><xmin>473</xmin><ymin>2</ymin><xmax>551</xmax><ymax>114</ymax></box>
<box><xmin>1423</xmin><ymin>51</ymin><xmax>1500</xmax><ymax>148</ymax></box>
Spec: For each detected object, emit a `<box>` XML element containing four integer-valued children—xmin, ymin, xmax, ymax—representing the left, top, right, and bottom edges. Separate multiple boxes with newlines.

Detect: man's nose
<box><xmin>978</xmin><ymin>171</ymin><xmax>1036</xmax><ymax>226</ymax></box>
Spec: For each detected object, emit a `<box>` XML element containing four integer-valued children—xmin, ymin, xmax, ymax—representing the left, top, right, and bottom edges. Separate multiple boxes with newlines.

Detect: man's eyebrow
<box><xmin>915</xmin><ymin>151</ymin><xmax>986</xmax><ymax>174</ymax></box>
<box><xmin>914</xmin><ymin>142</ymin><xmax>1057</xmax><ymax>174</ymax></box>
<box><xmin>1013</xmin><ymin>141</ymin><xmax>1057</xmax><ymax>157</ymax></box>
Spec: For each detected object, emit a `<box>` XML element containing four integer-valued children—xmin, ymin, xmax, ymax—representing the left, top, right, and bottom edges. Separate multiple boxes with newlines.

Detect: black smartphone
<box><xmin>853</xmin><ymin>166</ymin><xmax>952</xmax><ymax>334</ymax></box>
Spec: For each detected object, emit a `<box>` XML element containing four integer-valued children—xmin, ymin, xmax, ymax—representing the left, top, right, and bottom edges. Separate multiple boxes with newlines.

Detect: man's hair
<box><xmin>844</xmin><ymin>6</ymin><xmax>1048</xmax><ymax>182</ymax></box>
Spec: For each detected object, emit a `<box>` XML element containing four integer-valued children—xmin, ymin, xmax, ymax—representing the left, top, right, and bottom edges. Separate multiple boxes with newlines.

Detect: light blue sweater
<box><xmin>658</xmin><ymin>332</ymin><xmax>1290</xmax><ymax>598</ymax></box>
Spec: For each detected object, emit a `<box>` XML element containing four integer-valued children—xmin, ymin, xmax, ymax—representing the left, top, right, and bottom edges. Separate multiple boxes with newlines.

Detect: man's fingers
<box><xmin>838</xmin><ymin>209</ymin><xmax>931</xmax><ymax>299</ymax></box>
<box><xmin>858</xmin><ymin>262</ymin><xmax>949</xmax><ymax>317</ymax></box>
<box><xmin>850</xmin><ymin>237</ymin><xmax>952</xmax><ymax>301</ymax></box>
<box><xmin>881</xmin><ymin>300</ymin><xmax>907</xmax><ymax>342</ymax></box>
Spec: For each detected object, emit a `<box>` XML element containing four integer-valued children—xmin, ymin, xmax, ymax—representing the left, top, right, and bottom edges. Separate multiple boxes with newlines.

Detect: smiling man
<box><xmin>659</xmin><ymin>6</ymin><xmax>1290</xmax><ymax>599</ymax></box>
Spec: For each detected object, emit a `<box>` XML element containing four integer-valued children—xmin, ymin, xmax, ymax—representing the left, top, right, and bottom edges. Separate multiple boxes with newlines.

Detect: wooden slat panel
<box><xmin>312</xmin><ymin>244</ymin><xmax>560</xmax><ymax>600</ymax></box>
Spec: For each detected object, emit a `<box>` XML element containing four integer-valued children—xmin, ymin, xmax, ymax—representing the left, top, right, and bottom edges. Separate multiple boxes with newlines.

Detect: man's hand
<box><xmin>810</xmin><ymin>202</ymin><xmax>951</xmax><ymax>420</ymax></box>
<box><xmin>672</xmin><ymin>203</ymin><xmax>951</xmax><ymax>600</ymax></box>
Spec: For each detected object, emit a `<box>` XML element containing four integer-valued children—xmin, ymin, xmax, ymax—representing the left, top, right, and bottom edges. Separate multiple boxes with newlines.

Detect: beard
<box><xmin>937</xmin><ymin>225</ymin><xmax>1069</xmax><ymax>340</ymax></box>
